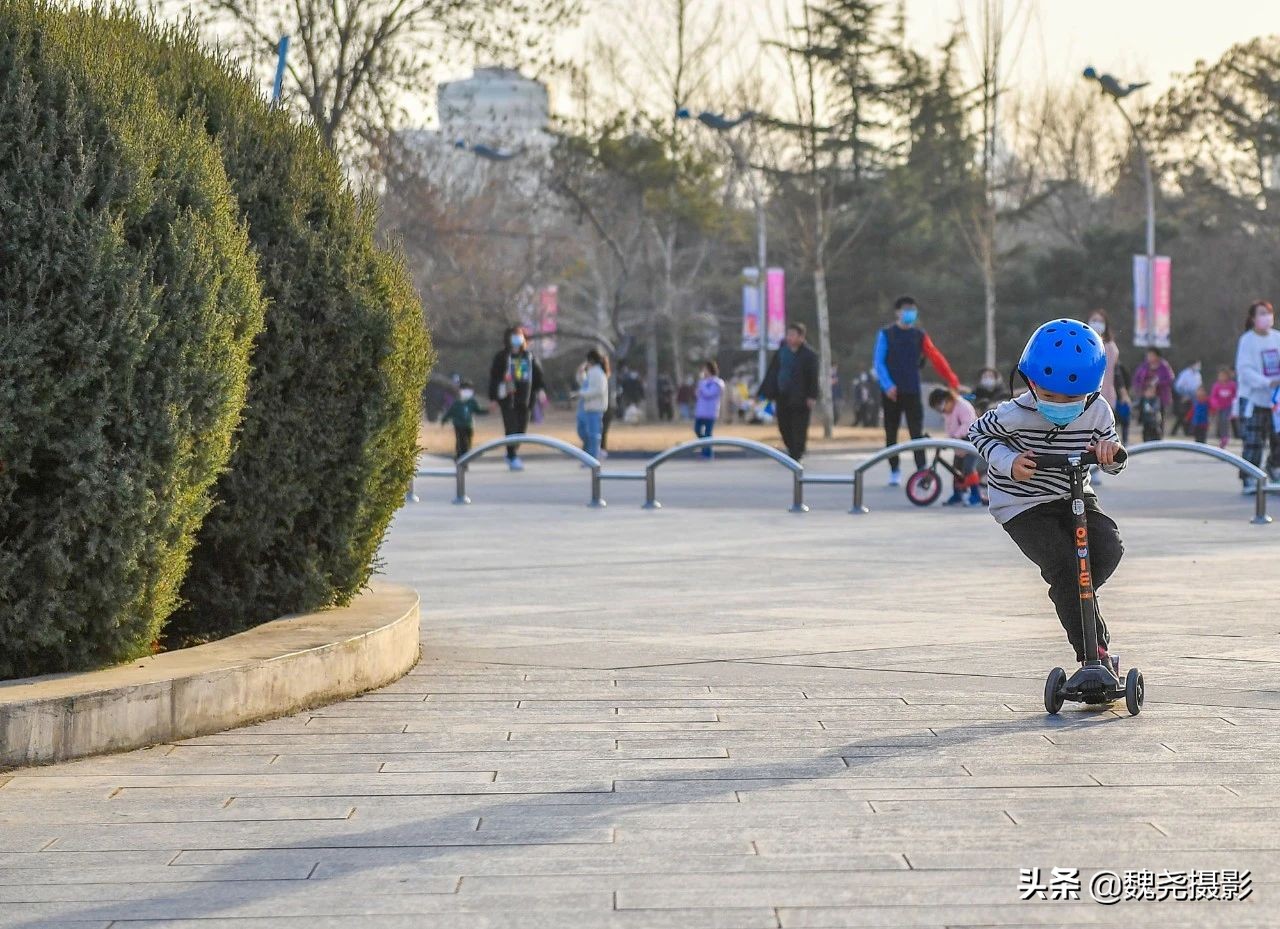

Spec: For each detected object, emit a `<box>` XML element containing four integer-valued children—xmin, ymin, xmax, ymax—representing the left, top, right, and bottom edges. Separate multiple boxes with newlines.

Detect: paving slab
<box><xmin>1</xmin><ymin>453</ymin><xmax>1277</xmax><ymax>927</ymax></box>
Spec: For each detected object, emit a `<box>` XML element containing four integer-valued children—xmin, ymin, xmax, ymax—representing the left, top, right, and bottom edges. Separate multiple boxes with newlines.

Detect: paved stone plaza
<box><xmin>3</xmin><ymin>450</ymin><xmax>1280</xmax><ymax>928</ymax></box>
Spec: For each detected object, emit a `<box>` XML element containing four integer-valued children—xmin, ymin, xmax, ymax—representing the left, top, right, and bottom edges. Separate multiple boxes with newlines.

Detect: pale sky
<box><xmin>903</xmin><ymin>0</ymin><xmax>1280</xmax><ymax>92</ymax></box>
<box><xmin>434</xmin><ymin>0</ymin><xmax>1280</xmax><ymax>127</ymax></box>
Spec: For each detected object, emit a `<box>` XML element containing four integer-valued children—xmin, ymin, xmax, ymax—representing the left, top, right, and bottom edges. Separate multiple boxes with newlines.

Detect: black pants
<box><xmin>776</xmin><ymin>402</ymin><xmax>811</xmax><ymax>460</ymax></box>
<box><xmin>499</xmin><ymin>401</ymin><xmax>530</xmax><ymax>459</ymax></box>
<box><xmin>601</xmin><ymin>408</ymin><xmax>612</xmax><ymax>451</ymax></box>
<box><xmin>1003</xmin><ymin>498</ymin><xmax>1124</xmax><ymax>662</ymax></box>
<box><xmin>882</xmin><ymin>391</ymin><xmax>926</xmax><ymax>471</ymax></box>
<box><xmin>453</xmin><ymin>425</ymin><xmax>473</xmax><ymax>460</ymax></box>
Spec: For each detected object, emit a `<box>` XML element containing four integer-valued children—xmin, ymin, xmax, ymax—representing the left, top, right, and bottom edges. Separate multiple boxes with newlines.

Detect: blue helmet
<box><xmin>1017</xmin><ymin>319</ymin><xmax>1106</xmax><ymax>395</ymax></box>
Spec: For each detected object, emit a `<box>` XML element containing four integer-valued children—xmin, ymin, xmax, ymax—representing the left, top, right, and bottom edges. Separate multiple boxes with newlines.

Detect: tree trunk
<box><xmin>670</xmin><ymin>321</ymin><xmax>684</xmax><ymax>385</ymax></box>
<box><xmin>645</xmin><ymin>317</ymin><xmax>659</xmax><ymax>421</ymax></box>
<box><xmin>813</xmin><ymin>261</ymin><xmax>835</xmax><ymax>437</ymax></box>
<box><xmin>982</xmin><ymin>225</ymin><xmax>997</xmax><ymax>369</ymax></box>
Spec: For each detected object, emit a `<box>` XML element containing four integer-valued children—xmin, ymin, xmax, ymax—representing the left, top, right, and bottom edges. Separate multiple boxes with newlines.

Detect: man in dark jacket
<box><xmin>488</xmin><ymin>324</ymin><xmax>546</xmax><ymax>471</ymax></box>
<box><xmin>759</xmin><ymin>322</ymin><xmax>820</xmax><ymax>460</ymax></box>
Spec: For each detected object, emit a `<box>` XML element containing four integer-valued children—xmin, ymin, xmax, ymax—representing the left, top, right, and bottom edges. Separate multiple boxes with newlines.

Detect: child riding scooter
<box><xmin>968</xmin><ymin>319</ymin><xmax>1143</xmax><ymax>714</ymax></box>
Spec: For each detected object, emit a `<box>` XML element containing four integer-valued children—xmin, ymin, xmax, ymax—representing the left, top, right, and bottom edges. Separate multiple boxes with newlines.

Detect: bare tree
<box><xmin>956</xmin><ymin>0</ymin><xmax>1030</xmax><ymax>368</ymax></box>
<box><xmin>173</xmin><ymin>0</ymin><xmax>581</xmax><ymax>157</ymax></box>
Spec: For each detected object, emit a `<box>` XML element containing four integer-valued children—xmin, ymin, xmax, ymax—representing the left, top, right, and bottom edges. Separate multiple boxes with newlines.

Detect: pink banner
<box><xmin>742</xmin><ymin>268</ymin><xmax>761</xmax><ymax>350</ymax></box>
<box><xmin>1152</xmin><ymin>256</ymin><xmax>1171</xmax><ymax>348</ymax></box>
<box><xmin>538</xmin><ymin>285</ymin><xmax>558</xmax><ymax>354</ymax></box>
<box><xmin>766</xmin><ymin>267</ymin><xmax>785</xmax><ymax>350</ymax></box>
<box><xmin>1132</xmin><ymin>255</ymin><xmax>1150</xmax><ymax>347</ymax></box>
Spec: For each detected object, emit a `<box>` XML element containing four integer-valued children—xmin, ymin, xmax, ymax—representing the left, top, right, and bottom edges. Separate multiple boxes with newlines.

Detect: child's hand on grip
<box><xmin>1012</xmin><ymin>450</ymin><xmax>1037</xmax><ymax>481</ymax></box>
<box><xmin>1088</xmin><ymin>439</ymin><xmax>1122</xmax><ymax>466</ymax></box>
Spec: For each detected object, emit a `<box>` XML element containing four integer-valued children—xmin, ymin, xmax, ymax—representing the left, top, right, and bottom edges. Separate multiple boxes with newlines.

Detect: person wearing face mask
<box><xmin>972</xmin><ymin>367</ymin><xmax>1008</xmax><ymax>414</ymax></box>
<box><xmin>873</xmin><ymin>295</ymin><xmax>959</xmax><ymax>485</ymax></box>
<box><xmin>439</xmin><ymin>380</ymin><xmax>487</xmax><ymax>460</ymax></box>
<box><xmin>1235</xmin><ymin>300</ymin><xmax>1280</xmax><ymax>489</ymax></box>
<box><xmin>969</xmin><ymin>318</ymin><xmax>1127</xmax><ymax>669</ymax></box>
<box><xmin>488</xmin><ymin>325</ymin><xmax>546</xmax><ymax>471</ymax></box>
<box><xmin>1085</xmin><ymin>309</ymin><xmax>1120</xmax><ymax>409</ymax></box>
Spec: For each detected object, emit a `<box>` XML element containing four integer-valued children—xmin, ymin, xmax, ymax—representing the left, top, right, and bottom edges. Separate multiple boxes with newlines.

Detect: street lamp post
<box><xmin>677</xmin><ymin>109</ymin><xmax>768</xmax><ymax>387</ymax></box>
<box><xmin>1084</xmin><ymin>67</ymin><xmax>1155</xmax><ymax>348</ymax></box>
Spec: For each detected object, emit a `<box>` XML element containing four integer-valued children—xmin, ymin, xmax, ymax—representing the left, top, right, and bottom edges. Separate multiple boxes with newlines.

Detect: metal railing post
<box><xmin>1255</xmin><ymin>483</ymin><xmax>1272</xmax><ymax>525</ymax></box>
<box><xmin>851</xmin><ymin>470</ymin><xmax>867</xmax><ymax>514</ymax></box>
<box><xmin>791</xmin><ymin>469</ymin><xmax>808</xmax><ymax>513</ymax></box>
<box><xmin>589</xmin><ymin>467</ymin><xmax>606</xmax><ymax>508</ymax></box>
<box><xmin>453</xmin><ymin>464</ymin><xmax>470</xmax><ymax>505</ymax></box>
<box><xmin>643</xmin><ymin>467</ymin><xmax>660</xmax><ymax>510</ymax></box>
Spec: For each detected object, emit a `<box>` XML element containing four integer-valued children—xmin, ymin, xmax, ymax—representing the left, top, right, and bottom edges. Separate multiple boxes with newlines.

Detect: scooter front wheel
<box><xmin>905</xmin><ymin>468</ymin><xmax>943</xmax><ymax>506</ymax></box>
<box><xmin>1044</xmin><ymin>667</ymin><xmax>1067</xmax><ymax>715</ymax></box>
<box><xmin>1125</xmin><ymin>668</ymin><xmax>1144</xmax><ymax>716</ymax></box>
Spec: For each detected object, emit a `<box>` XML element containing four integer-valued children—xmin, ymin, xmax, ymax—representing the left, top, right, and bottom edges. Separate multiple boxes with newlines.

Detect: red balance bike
<box><xmin>1036</xmin><ymin>448</ymin><xmax>1144</xmax><ymax>716</ymax></box>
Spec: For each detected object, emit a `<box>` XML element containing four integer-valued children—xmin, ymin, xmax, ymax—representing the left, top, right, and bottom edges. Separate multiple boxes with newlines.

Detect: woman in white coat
<box><xmin>1235</xmin><ymin>300</ymin><xmax>1280</xmax><ymax>490</ymax></box>
<box><xmin>575</xmin><ymin>349</ymin><xmax>610</xmax><ymax>461</ymax></box>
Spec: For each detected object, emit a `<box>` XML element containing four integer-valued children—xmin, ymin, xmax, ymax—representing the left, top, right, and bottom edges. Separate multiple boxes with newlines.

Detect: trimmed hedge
<box><xmin>58</xmin><ymin>12</ymin><xmax>433</xmax><ymax>644</ymax></box>
<box><xmin>0</xmin><ymin>3</ymin><xmax>266</xmax><ymax>677</ymax></box>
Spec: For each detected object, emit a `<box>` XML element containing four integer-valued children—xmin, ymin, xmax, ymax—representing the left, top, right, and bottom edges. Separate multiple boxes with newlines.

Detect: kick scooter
<box><xmin>1035</xmin><ymin>448</ymin><xmax>1144</xmax><ymax>716</ymax></box>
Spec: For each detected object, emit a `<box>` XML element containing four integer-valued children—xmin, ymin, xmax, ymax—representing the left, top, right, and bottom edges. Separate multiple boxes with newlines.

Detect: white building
<box><xmin>395</xmin><ymin>67</ymin><xmax>554</xmax><ymax>200</ymax></box>
<box><xmin>438</xmin><ymin>67</ymin><xmax>551</xmax><ymax>145</ymax></box>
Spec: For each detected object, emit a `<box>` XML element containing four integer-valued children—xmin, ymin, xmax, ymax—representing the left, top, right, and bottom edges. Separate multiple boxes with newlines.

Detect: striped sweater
<box><xmin>968</xmin><ymin>391</ymin><xmax>1126</xmax><ymax>524</ymax></box>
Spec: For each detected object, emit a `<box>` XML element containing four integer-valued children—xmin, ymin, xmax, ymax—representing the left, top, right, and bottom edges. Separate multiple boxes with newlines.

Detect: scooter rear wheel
<box><xmin>905</xmin><ymin>468</ymin><xmax>943</xmax><ymax>506</ymax></box>
<box><xmin>1044</xmin><ymin>667</ymin><xmax>1067</xmax><ymax>715</ymax></box>
<box><xmin>1125</xmin><ymin>668</ymin><xmax>1144</xmax><ymax>716</ymax></box>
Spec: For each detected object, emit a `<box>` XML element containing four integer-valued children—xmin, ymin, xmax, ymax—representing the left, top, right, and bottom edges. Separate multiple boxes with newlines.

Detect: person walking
<box><xmin>574</xmin><ymin>349</ymin><xmax>609</xmax><ymax>461</ymax></box>
<box><xmin>488</xmin><ymin>324</ymin><xmax>546</xmax><ymax>471</ymax></box>
<box><xmin>440</xmin><ymin>380</ymin><xmax>487</xmax><ymax>460</ymax></box>
<box><xmin>1130</xmin><ymin>347</ymin><xmax>1174</xmax><ymax>438</ymax></box>
<box><xmin>1209</xmin><ymin>366</ymin><xmax>1237</xmax><ymax>449</ymax></box>
<box><xmin>1170</xmin><ymin>360</ymin><xmax>1202</xmax><ymax>437</ymax></box>
<box><xmin>1085</xmin><ymin>309</ymin><xmax>1121</xmax><ymax>409</ymax></box>
<box><xmin>759</xmin><ymin>322</ymin><xmax>820</xmax><ymax>460</ymax></box>
<box><xmin>676</xmin><ymin>377</ymin><xmax>695</xmax><ymax>420</ymax></box>
<box><xmin>1235</xmin><ymin>300</ymin><xmax>1280</xmax><ymax>490</ymax></box>
<box><xmin>693</xmin><ymin>361</ymin><xmax>725</xmax><ymax>459</ymax></box>
<box><xmin>872</xmin><ymin>295</ymin><xmax>960</xmax><ymax>485</ymax></box>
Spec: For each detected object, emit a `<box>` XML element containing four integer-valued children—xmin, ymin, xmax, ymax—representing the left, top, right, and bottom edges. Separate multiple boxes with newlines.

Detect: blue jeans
<box><xmin>578</xmin><ymin>409</ymin><xmax>603</xmax><ymax>460</ymax></box>
<box><xmin>694</xmin><ymin>417</ymin><xmax>715</xmax><ymax>458</ymax></box>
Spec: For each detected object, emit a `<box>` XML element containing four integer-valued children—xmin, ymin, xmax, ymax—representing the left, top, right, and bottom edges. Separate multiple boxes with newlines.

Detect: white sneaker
<box><xmin>508</xmin><ymin>457</ymin><xmax>524</xmax><ymax>472</ymax></box>
<box><xmin>888</xmin><ymin>470</ymin><xmax>901</xmax><ymax>487</ymax></box>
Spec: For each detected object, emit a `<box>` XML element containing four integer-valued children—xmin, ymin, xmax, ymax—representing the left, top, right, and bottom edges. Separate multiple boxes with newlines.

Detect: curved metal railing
<box><xmin>434</xmin><ymin>434</ymin><xmax>605</xmax><ymax>507</ymax></box>
<box><xmin>1122</xmin><ymin>440</ymin><xmax>1271</xmax><ymax>524</ymax></box>
<box><xmin>411</xmin><ymin>433</ymin><xmax>1274</xmax><ymax>522</ymax></box>
<box><xmin>851</xmin><ymin>438</ymin><xmax>979</xmax><ymax>514</ymax></box>
<box><xmin>641</xmin><ymin>437</ymin><xmax>806</xmax><ymax>512</ymax></box>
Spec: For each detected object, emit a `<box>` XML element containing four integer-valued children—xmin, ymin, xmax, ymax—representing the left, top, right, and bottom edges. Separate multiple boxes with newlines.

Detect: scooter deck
<box><xmin>1062</xmin><ymin>663</ymin><xmax>1122</xmax><ymax>704</ymax></box>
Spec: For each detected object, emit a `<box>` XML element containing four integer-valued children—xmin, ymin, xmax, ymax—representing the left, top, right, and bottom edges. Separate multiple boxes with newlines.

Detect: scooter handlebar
<box><xmin>1033</xmin><ymin>448</ymin><xmax>1128</xmax><ymax>470</ymax></box>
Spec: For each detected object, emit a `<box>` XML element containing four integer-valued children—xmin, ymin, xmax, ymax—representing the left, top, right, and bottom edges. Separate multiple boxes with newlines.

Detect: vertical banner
<box><xmin>538</xmin><ymin>285</ymin><xmax>558</xmax><ymax>355</ymax></box>
<box><xmin>741</xmin><ymin>267</ymin><xmax>761</xmax><ymax>350</ymax></box>
<box><xmin>1132</xmin><ymin>255</ymin><xmax>1151</xmax><ymax>348</ymax></box>
<box><xmin>766</xmin><ymin>267</ymin><xmax>786</xmax><ymax>350</ymax></box>
<box><xmin>1152</xmin><ymin>256</ymin><xmax>1172</xmax><ymax>348</ymax></box>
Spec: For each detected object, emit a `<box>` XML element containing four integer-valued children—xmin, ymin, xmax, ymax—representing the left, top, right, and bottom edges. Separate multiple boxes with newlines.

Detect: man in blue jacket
<box><xmin>874</xmin><ymin>296</ymin><xmax>960</xmax><ymax>485</ymax></box>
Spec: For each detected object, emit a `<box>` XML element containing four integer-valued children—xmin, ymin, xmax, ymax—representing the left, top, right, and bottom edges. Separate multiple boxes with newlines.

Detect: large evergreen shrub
<box><xmin>0</xmin><ymin>2</ymin><xmax>265</xmax><ymax>677</ymax></box>
<box><xmin>61</xmin><ymin>12</ymin><xmax>433</xmax><ymax>644</ymax></box>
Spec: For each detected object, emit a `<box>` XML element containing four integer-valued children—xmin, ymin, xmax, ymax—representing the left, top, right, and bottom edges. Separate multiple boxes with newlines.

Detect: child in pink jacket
<box><xmin>1208</xmin><ymin>366</ymin><xmax>1238</xmax><ymax>449</ymax></box>
<box><xmin>928</xmin><ymin>387</ymin><xmax>983</xmax><ymax>506</ymax></box>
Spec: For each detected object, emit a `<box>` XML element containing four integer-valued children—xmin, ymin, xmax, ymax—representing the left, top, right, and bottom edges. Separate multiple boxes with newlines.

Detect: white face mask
<box><xmin>980</xmin><ymin>376</ymin><xmax>997</xmax><ymax>389</ymax></box>
<box><xmin>459</xmin><ymin>389</ymin><xmax>474</xmax><ymax>401</ymax></box>
<box><xmin>1256</xmin><ymin>312</ymin><xmax>1274</xmax><ymax>333</ymax></box>
<box><xmin>1087</xmin><ymin>319</ymin><xmax>1106</xmax><ymax>334</ymax></box>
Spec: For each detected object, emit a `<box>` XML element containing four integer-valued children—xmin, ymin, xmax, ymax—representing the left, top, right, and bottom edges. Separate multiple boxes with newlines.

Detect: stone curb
<box><xmin>0</xmin><ymin>583</ymin><xmax>420</xmax><ymax>770</ymax></box>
